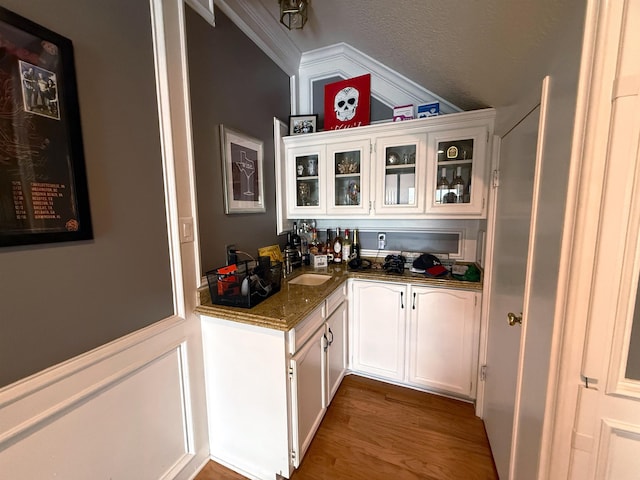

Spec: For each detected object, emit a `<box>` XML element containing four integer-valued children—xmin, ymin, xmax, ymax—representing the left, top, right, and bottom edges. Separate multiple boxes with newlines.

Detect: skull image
<box><xmin>334</xmin><ymin>86</ymin><xmax>359</xmax><ymax>122</ymax></box>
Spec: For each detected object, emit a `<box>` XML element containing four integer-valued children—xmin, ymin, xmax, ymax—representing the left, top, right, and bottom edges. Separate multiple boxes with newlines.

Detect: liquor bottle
<box><xmin>309</xmin><ymin>228</ymin><xmax>320</xmax><ymax>255</ymax></box>
<box><xmin>333</xmin><ymin>227</ymin><xmax>344</xmax><ymax>262</ymax></box>
<box><xmin>436</xmin><ymin>167</ymin><xmax>450</xmax><ymax>204</ymax></box>
<box><xmin>325</xmin><ymin>229</ymin><xmax>334</xmax><ymax>257</ymax></box>
<box><xmin>451</xmin><ymin>166</ymin><xmax>465</xmax><ymax>203</ymax></box>
<box><xmin>291</xmin><ymin>221</ymin><xmax>301</xmax><ymax>254</ymax></box>
<box><xmin>352</xmin><ymin>229</ymin><xmax>361</xmax><ymax>260</ymax></box>
<box><xmin>342</xmin><ymin>228</ymin><xmax>352</xmax><ymax>261</ymax></box>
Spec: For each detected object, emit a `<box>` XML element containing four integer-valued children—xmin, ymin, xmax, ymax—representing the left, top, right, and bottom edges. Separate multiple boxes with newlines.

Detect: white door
<box><xmin>546</xmin><ymin>2</ymin><xmax>640</xmax><ymax>477</ymax></box>
<box><xmin>290</xmin><ymin>326</ymin><xmax>327</xmax><ymax>468</ymax></box>
<box><xmin>407</xmin><ymin>286</ymin><xmax>479</xmax><ymax>398</ymax></box>
<box><xmin>326</xmin><ymin>300</ymin><xmax>348</xmax><ymax>403</ymax></box>
<box><xmin>483</xmin><ymin>103</ymin><xmax>542</xmax><ymax>478</ymax></box>
<box><xmin>350</xmin><ymin>281</ymin><xmax>406</xmax><ymax>381</ymax></box>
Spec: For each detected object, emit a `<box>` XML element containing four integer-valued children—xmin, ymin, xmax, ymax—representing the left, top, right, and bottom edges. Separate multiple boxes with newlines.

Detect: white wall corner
<box><xmin>215</xmin><ymin>0</ymin><xmax>302</xmax><ymax>76</ymax></box>
<box><xmin>297</xmin><ymin>43</ymin><xmax>462</xmax><ymax>115</ymax></box>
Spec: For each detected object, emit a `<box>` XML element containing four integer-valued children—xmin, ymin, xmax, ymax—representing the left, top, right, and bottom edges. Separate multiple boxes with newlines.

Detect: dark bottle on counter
<box><xmin>325</xmin><ymin>228</ymin><xmax>334</xmax><ymax>257</ymax></box>
<box><xmin>352</xmin><ymin>228</ymin><xmax>361</xmax><ymax>260</ymax></box>
<box><xmin>333</xmin><ymin>227</ymin><xmax>343</xmax><ymax>263</ymax></box>
<box><xmin>309</xmin><ymin>228</ymin><xmax>320</xmax><ymax>255</ymax></box>
<box><xmin>291</xmin><ymin>221</ymin><xmax>301</xmax><ymax>254</ymax></box>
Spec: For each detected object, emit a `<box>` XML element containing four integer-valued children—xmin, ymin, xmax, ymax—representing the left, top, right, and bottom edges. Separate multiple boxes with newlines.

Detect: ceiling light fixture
<box><xmin>279</xmin><ymin>0</ymin><xmax>308</xmax><ymax>30</ymax></box>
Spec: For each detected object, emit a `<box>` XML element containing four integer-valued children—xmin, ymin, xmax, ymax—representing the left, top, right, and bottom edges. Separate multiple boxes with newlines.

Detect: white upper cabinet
<box><xmin>282</xmin><ymin>109</ymin><xmax>495</xmax><ymax>219</ymax></box>
<box><xmin>425</xmin><ymin>125</ymin><xmax>490</xmax><ymax>216</ymax></box>
<box><xmin>286</xmin><ymin>143</ymin><xmax>326</xmax><ymax>216</ymax></box>
<box><xmin>326</xmin><ymin>139</ymin><xmax>372</xmax><ymax>215</ymax></box>
<box><xmin>373</xmin><ymin>132</ymin><xmax>427</xmax><ymax>215</ymax></box>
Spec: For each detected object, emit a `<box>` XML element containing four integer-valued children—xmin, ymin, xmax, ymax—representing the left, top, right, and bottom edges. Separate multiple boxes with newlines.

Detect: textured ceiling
<box><xmin>255</xmin><ymin>0</ymin><xmax>583</xmax><ymax>110</ymax></box>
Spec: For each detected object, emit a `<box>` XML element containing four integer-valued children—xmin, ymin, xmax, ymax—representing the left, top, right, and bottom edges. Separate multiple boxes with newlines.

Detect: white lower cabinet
<box><xmin>290</xmin><ymin>325</ymin><xmax>326</xmax><ymax>468</ymax></box>
<box><xmin>201</xmin><ymin>282</ymin><xmax>347</xmax><ymax>479</ymax></box>
<box><xmin>407</xmin><ymin>286</ymin><xmax>480</xmax><ymax>397</ymax></box>
<box><xmin>350</xmin><ymin>279</ymin><xmax>480</xmax><ymax>399</ymax></box>
<box><xmin>291</xmin><ymin>287</ymin><xmax>348</xmax><ymax>467</ymax></box>
<box><xmin>326</xmin><ymin>299</ymin><xmax>348</xmax><ymax>402</ymax></box>
<box><xmin>350</xmin><ymin>281</ymin><xmax>406</xmax><ymax>381</ymax></box>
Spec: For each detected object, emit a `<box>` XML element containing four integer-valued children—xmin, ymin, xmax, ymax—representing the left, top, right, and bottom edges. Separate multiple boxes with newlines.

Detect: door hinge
<box><xmin>582</xmin><ymin>374</ymin><xmax>598</xmax><ymax>389</ymax></box>
<box><xmin>480</xmin><ymin>365</ymin><xmax>487</xmax><ymax>381</ymax></box>
<box><xmin>370</xmin><ymin>143</ymin><xmax>375</xmax><ymax>153</ymax></box>
<box><xmin>288</xmin><ymin>366</ymin><xmax>294</xmax><ymax>380</ymax></box>
<box><xmin>486</xmin><ymin>131</ymin><xmax>490</xmax><ymax>143</ymax></box>
<box><xmin>290</xmin><ymin>449</ymin><xmax>297</xmax><ymax>463</ymax></box>
<box><xmin>492</xmin><ymin>169</ymin><xmax>500</xmax><ymax>187</ymax></box>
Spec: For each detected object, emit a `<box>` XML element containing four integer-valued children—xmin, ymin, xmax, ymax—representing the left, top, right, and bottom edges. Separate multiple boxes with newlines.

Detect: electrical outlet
<box><xmin>225</xmin><ymin>244</ymin><xmax>237</xmax><ymax>265</ymax></box>
<box><xmin>377</xmin><ymin>232</ymin><xmax>386</xmax><ymax>250</ymax></box>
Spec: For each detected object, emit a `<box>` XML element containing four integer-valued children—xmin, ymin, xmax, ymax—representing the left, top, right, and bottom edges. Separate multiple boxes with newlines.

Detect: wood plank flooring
<box><xmin>195</xmin><ymin>375</ymin><xmax>498</xmax><ymax>480</ymax></box>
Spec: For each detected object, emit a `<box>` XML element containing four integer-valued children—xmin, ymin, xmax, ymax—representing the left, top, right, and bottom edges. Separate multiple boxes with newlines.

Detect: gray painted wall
<box><xmin>0</xmin><ymin>1</ymin><xmax>173</xmax><ymax>387</ymax></box>
<box><xmin>186</xmin><ymin>6</ymin><xmax>290</xmax><ymax>273</ymax></box>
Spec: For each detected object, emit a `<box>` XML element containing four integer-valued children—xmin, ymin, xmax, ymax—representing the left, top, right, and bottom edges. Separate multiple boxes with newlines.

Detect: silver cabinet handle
<box><xmin>328</xmin><ymin>327</ymin><xmax>334</xmax><ymax>346</ymax></box>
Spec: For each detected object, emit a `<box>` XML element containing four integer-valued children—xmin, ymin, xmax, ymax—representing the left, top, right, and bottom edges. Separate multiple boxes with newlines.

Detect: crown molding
<box><xmin>215</xmin><ymin>0</ymin><xmax>301</xmax><ymax>76</ymax></box>
<box><xmin>297</xmin><ymin>43</ymin><xmax>461</xmax><ymax>115</ymax></box>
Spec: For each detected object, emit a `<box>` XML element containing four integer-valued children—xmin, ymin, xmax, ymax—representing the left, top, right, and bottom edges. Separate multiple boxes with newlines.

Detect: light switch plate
<box><xmin>179</xmin><ymin>216</ymin><xmax>194</xmax><ymax>243</ymax></box>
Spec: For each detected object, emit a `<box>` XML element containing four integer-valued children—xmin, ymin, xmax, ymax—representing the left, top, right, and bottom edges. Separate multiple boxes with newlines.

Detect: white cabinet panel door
<box><xmin>408</xmin><ymin>287</ymin><xmax>479</xmax><ymax>397</ymax></box>
<box><xmin>290</xmin><ymin>327</ymin><xmax>326</xmax><ymax>468</ymax></box>
<box><xmin>326</xmin><ymin>300</ymin><xmax>348</xmax><ymax>404</ymax></box>
<box><xmin>351</xmin><ymin>281</ymin><xmax>406</xmax><ymax>381</ymax></box>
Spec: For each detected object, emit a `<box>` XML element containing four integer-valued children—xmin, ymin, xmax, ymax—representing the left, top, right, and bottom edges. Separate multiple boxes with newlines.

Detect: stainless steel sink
<box><xmin>287</xmin><ymin>273</ymin><xmax>332</xmax><ymax>286</ymax></box>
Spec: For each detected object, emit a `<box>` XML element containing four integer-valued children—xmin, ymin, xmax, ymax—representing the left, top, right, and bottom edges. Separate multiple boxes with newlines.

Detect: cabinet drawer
<box><xmin>289</xmin><ymin>304</ymin><xmax>325</xmax><ymax>355</ymax></box>
<box><xmin>326</xmin><ymin>281</ymin><xmax>347</xmax><ymax>316</ymax></box>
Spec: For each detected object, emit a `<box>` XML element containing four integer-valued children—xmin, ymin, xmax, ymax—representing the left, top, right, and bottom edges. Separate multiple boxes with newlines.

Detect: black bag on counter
<box><xmin>382</xmin><ymin>255</ymin><xmax>406</xmax><ymax>274</ymax></box>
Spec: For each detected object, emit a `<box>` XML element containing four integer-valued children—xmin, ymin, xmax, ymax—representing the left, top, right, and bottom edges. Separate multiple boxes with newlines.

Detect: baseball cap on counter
<box><xmin>412</xmin><ymin>254</ymin><xmax>448</xmax><ymax>277</ymax></box>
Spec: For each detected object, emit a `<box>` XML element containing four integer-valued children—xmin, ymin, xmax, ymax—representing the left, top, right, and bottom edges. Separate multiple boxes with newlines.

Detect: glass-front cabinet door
<box><xmin>374</xmin><ymin>133</ymin><xmax>427</xmax><ymax>214</ymax></box>
<box><xmin>286</xmin><ymin>144</ymin><xmax>325</xmax><ymax>216</ymax></box>
<box><xmin>426</xmin><ymin>126</ymin><xmax>489</xmax><ymax>216</ymax></box>
<box><xmin>327</xmin><ymin>140</ymin><xmax>371</xmax><ymax>215</ymax></box>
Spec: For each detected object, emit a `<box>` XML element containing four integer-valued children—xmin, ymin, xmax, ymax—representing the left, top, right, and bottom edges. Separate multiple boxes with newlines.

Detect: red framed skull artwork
<box><xmin>324</xmin><ymin>74</ymin><xmax>371</xmax><ymax>131</ymax></box>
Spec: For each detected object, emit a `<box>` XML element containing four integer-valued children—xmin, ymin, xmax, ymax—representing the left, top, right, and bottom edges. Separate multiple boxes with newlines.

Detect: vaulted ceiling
<box><xmin>216</xmin><ymin>0</ymin><xmax>584</xmax><ymax>111</ymax></box>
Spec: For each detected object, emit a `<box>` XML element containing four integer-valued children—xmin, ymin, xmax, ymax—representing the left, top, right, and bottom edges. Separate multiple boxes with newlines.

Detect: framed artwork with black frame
<box><xmin>220</xmin><ymin>125</ymin><xmax>265</xmax><ymax>214</ymax></box>
<box><xmin>0</xmin><ymin>6</ymin><xmax>92</xmax><ymax>247</ymax></box>
<box><xmin>289</xmin><ymin>114</ymin><xmax>318</xmax><ymax>135</ymax></box>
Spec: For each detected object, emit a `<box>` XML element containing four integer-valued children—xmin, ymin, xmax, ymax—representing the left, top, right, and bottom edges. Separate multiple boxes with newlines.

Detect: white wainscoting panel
<box><xmin>595</xmin><ymin>419</ymin><xmax>640</xmax><ymax>480</ymax></box>
<box><xmin>0</xmin><ymin>318</ymin><xmax>207</xmax><ymax>480</ymax></box>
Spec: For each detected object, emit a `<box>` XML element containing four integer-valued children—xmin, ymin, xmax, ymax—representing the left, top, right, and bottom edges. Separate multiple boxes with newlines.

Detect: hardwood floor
<box><xmin>195</xmin><ymin>375</ymin><xmax>498</xmax><ymax>480</ymax></box>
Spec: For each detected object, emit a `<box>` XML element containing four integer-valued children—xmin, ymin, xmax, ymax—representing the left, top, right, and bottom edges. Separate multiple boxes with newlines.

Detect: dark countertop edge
<box><xmin>195</xmin><ymin>263</ymin><xmax>482</xmax><ymax>331</ymax></box>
